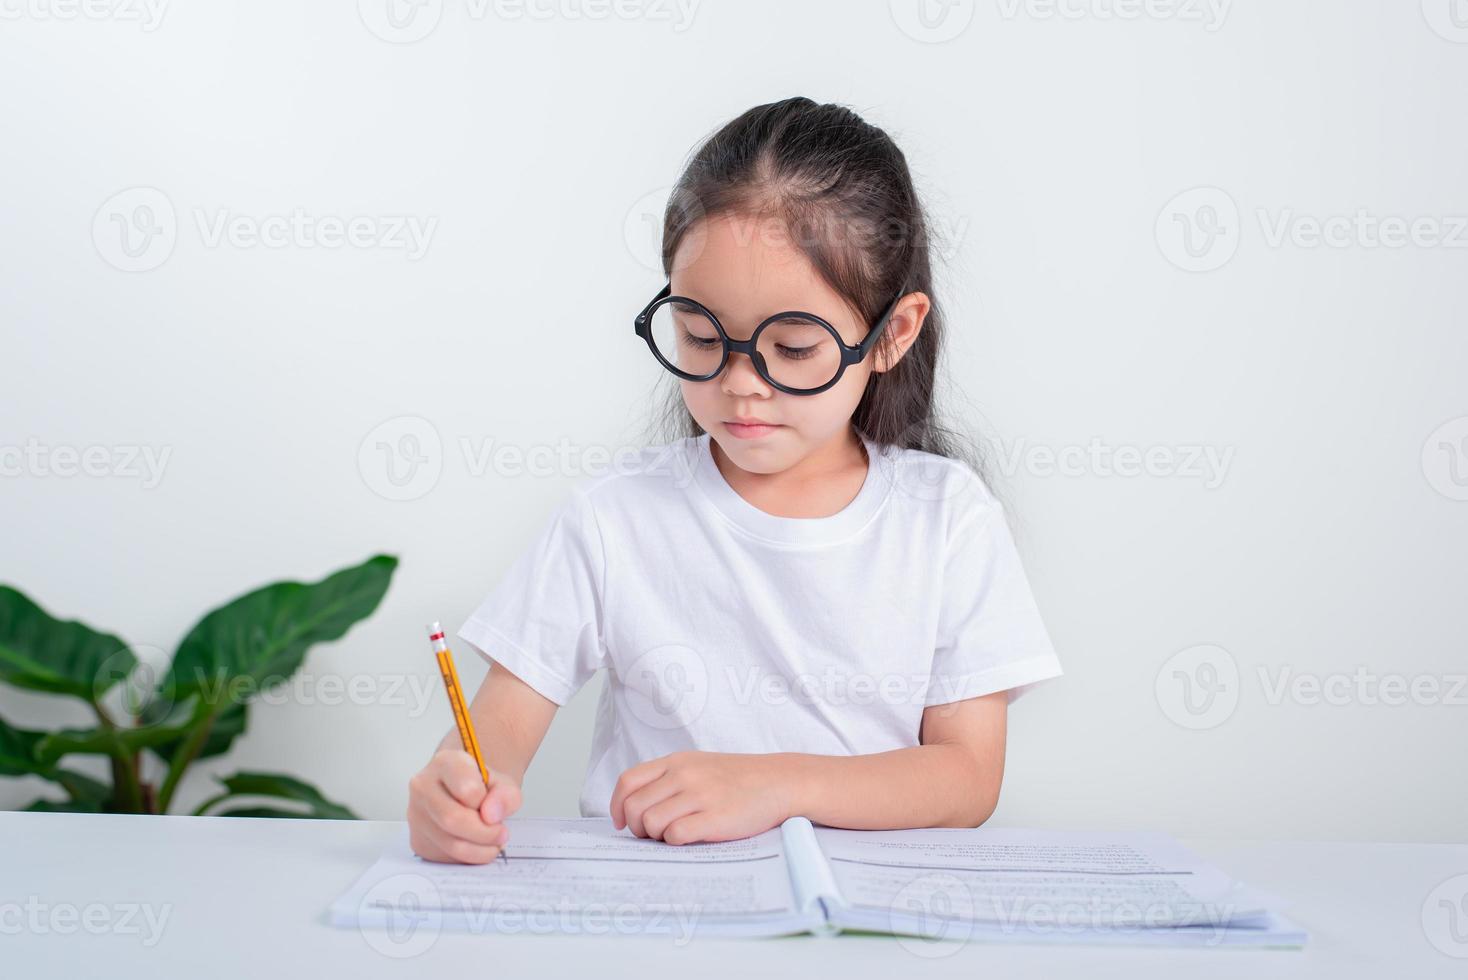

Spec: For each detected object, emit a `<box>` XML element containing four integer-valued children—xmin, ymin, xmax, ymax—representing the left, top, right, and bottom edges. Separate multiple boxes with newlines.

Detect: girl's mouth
<box><xmin>724</xmin><ymin>421</ymin><xmax>782</xmax><ymax>439</ymax></box>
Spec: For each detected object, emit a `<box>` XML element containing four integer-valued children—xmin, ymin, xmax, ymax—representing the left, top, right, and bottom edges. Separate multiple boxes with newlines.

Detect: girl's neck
<box><xmin>709</xmin><ymin>426</ymin><xmax>869</xmax><ymax>520</ymax></box>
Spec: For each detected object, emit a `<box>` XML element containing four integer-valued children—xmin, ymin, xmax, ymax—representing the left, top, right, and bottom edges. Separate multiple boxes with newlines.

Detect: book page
<box><xmin>778</xmin><ymin>816</ymin><xmax>842</xmax><ymax>932</ymax></box>
<box><xmin>812</xmin><ymin>826</ymin><xmax>1270</xmax><ymax>936</ymax></box>
<box><xmin>330</xmin><ymin>818</ymin><xmax>818</xmax><ymax>941</ymax></box>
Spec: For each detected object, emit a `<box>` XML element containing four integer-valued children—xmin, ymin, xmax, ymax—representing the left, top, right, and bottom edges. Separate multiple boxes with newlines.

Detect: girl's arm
<box><xmin>609</xmin><ymin>692</ymin><xmax>1009</xmax><ymax>842</ymax></box>
<box><xmin>407</xmin><ymin>660</ymin><xmax>557</xmax><ymax>863</ymax></box>
<box><xmin>781</xmin><ymin>691</ymin><xmax>1008</xmax><ymax>830</ymax></box>
<box><xmin>441</xmin><ymin>659</ymin><xmax>559</xmax><ymax>784</ymax></box>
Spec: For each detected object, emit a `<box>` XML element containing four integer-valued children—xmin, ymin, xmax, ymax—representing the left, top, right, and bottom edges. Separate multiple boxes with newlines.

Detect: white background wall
<box><xmin>2</xmin><ymin>1</ymin><xmax>1464</xmax><ymax>843</ymax></box>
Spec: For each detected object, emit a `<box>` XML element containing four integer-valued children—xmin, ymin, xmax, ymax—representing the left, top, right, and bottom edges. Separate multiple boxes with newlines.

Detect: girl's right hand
<box><xmin>407</xmin><ymin>749</ymin><xmax>523</xmax><ymax>864</ymax></box>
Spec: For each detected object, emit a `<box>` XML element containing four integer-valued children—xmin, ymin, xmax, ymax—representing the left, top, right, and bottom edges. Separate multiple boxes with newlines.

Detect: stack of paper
<box><xmin>329</xmin><ymin>817</ymin><xmax>1307</xmax><ymax>948</ymax></box>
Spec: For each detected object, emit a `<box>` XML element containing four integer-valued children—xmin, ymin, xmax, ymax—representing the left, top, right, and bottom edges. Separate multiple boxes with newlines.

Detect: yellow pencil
<box><xmin>428</xmin><ymin>621</ymin><xmax>507</xmax><ymax>861</ymax></box>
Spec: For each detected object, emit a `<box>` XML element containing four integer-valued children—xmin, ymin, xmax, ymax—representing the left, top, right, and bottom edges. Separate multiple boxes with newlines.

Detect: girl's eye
<box><xmin>775</xmin><ymin>344</ymin><xmax>819</xmax><ymax>360</ymax></box>
<box><xmin>679</xmin><ymin>330</ymin><xmax>720</xmax><ymax>350</ymax></box>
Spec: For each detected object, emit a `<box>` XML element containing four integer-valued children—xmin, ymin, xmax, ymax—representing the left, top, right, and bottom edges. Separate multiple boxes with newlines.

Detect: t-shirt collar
<box><xmin>689</xmin><ymin>428</ymin><xmax>893</xmax><ymax>546</ymax></box>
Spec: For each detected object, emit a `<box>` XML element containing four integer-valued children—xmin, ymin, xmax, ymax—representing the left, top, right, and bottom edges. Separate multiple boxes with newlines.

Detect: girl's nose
<box><xmin>719</xmin><ymin>350</ymin><xmax>772</xmax><ymax>397</ymax></box>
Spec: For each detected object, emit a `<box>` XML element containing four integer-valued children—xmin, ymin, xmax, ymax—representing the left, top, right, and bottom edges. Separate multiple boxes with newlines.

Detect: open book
<box><xmin>330</xmin><ymin>817</ymin><xmax>1307</xmax><ymax>947</ymax></box>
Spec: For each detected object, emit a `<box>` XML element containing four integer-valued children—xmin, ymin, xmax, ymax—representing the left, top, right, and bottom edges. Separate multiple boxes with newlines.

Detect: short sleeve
<box><xmin>927</xmin><ymin>492</ymin><xmax>1063</xmax><ymax>707</ymax></box>
<box><xmin>457</xmin><ymin>488</ymin><xmax>608</xmax><ymax>706</ymax></box>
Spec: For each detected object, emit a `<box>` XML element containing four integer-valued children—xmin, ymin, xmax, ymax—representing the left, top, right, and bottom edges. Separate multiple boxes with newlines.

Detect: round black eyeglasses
<box><xmin>633</xmin><ymin>283</ymin><xmax>905</xmax><ymax>396</ymax></box>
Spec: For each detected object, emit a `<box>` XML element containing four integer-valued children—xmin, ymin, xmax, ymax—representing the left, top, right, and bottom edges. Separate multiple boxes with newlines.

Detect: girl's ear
<box><xmin>874</xmin><ymin>292</ymin><xmax>931</xmax><ymax>373</ymax></box>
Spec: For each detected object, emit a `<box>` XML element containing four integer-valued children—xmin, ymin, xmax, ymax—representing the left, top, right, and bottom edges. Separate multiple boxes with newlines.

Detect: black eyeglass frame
<box><xmin>633</xmin><ymin>283</ymin><xmax>906</xmax><ymax>396</ymax></box>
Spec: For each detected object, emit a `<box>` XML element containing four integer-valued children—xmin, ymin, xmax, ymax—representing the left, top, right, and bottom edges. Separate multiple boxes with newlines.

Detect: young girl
<box><xmin>407</xmin><ymin>97</ymin><xmax>1062</xmax><ymax>864</ymax></box>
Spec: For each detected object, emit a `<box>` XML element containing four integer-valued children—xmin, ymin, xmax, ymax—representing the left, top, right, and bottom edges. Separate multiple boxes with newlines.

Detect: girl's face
<box><xmin>670</xmin><ymin>214</ymin><xmax>889</xmax><ymax>476</ymax></box>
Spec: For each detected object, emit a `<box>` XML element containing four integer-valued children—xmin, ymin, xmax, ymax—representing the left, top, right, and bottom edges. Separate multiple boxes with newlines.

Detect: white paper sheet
<box><xmin>330</xmin><ymin>818</ymin><xmax>819</xmax><ymax>940</ymax></box>
<box><xmin>813</xmin><ymin>825</ymin><xmax>1279</xmax><ymax>939</ymax></box>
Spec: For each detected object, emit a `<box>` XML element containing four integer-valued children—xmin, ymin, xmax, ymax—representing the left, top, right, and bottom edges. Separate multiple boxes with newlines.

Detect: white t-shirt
<box><xmin>458</xmin><ymin>430</ymin><xmax>1063</xmax><ymax>818</ymax></box>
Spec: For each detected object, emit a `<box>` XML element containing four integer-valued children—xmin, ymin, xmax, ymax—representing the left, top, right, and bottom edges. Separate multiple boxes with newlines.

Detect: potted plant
<box><xmin>0</xmin><ymin>554</ymin><xmax>396</xmax><ymax>818</ymax></box>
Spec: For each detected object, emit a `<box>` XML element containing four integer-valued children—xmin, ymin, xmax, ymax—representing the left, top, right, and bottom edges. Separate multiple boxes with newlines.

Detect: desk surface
<box><xmin>3</xmin><ymin>811</ymin><xmax>1463</xmax><ymax>978</ymax></box>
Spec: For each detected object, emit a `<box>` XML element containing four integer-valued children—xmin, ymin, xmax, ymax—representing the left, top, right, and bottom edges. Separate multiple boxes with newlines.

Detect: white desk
<box><xmin>3</xmin><ymin>811</ymin><xmax>1463</xmax><ymax>978</ymax></box>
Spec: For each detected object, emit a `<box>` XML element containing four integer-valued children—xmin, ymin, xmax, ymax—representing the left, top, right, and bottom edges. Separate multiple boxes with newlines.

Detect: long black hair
<box><xmin>645</xmin><ymin>96</ymin><xmax>987</xmax><ymax>481</ymax></box>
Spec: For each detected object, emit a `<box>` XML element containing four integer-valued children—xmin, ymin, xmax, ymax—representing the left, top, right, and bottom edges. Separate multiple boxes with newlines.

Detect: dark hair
<box><xmin>645</xmin><ymin>96</ymin><xmax>988</xmax><ymax>482</ymax></box>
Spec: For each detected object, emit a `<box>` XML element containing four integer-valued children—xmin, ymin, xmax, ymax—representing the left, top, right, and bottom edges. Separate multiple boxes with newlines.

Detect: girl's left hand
<box><xmin>609</xmin><ymin>751</ymin><xmax>794</xmax><ymax>844</ymax></box>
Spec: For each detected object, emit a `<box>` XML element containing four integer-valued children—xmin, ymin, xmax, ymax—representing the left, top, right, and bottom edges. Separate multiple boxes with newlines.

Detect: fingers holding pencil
<box><xmin>407</xmin><ymin>750</ymin><xmax>520</xmax><ymax>864</ymax></box>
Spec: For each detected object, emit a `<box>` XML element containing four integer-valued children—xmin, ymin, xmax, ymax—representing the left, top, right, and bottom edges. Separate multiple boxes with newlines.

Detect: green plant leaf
<box><xmin>2</xmin><ymin>714</ymin><xmax>114</xmax><ymax>811</ymax></box>
<box><xmin>34</xmin><ymin>720</ymin><xmax>194</xmax><ymax>767</ymax></box>
<box><xmin>194</xmin><ymin>771</ymin><xmax>356</xmax><ymax>819</ymax></box>
<box><xmin>209</xmin><ymin>806</ymin><xmax>341</xmax><ymax>819</ymax></box>
<box><xmin>163</xmin><ymin>555</ymin><xmax>397</xmax><ymax>706</ymax></box>
<box><xmin>148</xmin><ymin>700</ymin><xmax>249</xmax><ymax>763</ymax></box>
<box><xmin>0</xmin><ymin>714</ymin><xmax>50</xmax><ymax>776</ymax></box>
<box><xmin>24</xmin><ymin>796</ymin><xmax>106</xmax><ymax>813</ymax></box>
<box><xmin>0</xmin><ymin>585</ymin><xmax>134</xmax><ymax>701</ymax></box>
<box><xmin>52</xmin><ymin>768</ymin><xmax>111</xmax><ymax>806</ymax></box>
